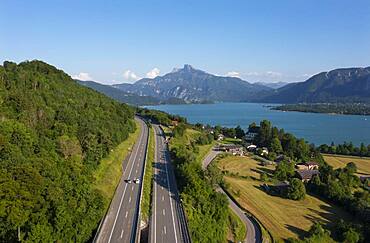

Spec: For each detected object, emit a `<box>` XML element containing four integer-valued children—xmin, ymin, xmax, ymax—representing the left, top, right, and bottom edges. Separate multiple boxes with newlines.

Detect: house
<box><xmin>295</xmin><ymin>161</ymin><xmax>319</xmax><ymax>170</ymax></box>
<box><xmin>247</xmin><ymin>144</ymin><xmax>257</xmax><ymax>151</ymax></box>
<box><xmin>296</xmin><ymin>170</ymin><xmax>320</xmax><ymax>182</ymax></box>
<box><xmin>244</xmin><ymin>126</ymin><xmax>260</xmax><ymax>142</ymax></box>
<box><xmin>305</xmin><ymin>161</ymin><xmax>319</xmax><ymax>170</ymax></box>
<box><xmin>261</xmin><ymin>147</ymin><xmax>269</xmax><ymax>156</ymax></box>
<box><xmin>218</xmin><ymin>144</ymin><xmax>244</xmax><ymax>156</ymax></box>
<box><xmin>217</xmin><ymin>134</ymin><xmax>224</xmax><ymax>141</ymax></box>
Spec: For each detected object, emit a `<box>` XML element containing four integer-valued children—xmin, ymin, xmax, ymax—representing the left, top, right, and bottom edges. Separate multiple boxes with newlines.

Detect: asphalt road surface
<box><xmin>149</xmin><ymin>124</ymin><xmax>191</xmax><ymax>243</ymax></box>
<box><xmin>202</xmin><ymin>149</ymin><xmax>262</xmax><ymax>243</ymax></box>
<box><xmin>94</xmin><ymin>117</ymin><xmax>149</xmax><ymax>243</ymax></box>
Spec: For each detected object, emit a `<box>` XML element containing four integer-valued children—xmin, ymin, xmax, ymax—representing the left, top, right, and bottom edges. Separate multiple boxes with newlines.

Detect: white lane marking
<box><xmin>108</xmin><ymin>122</ymin><xmax>145</xmax><ymax>243</ymax></box>
<box><xmin>164</xmin><ymin>226</ymin><xmax>167</xmax><ymax>235</ymax></box>
<box><xmin>163</xmin><ymin>209</ymin><xmax>165</xmax><ymax>216</ymax></box>
<box><xmin>135</xmin><ymin>169</ymin><xmax>138</xmax><ymax>173</ymax></box>
<box><xmin>120</xmin><ymin>229</ymin><xmax>124</xmax><ymax>238</ymax></box>
<box><xmin>162</xmin><ymin>196</ymin><xmax>164</xmax><ymax>201</ymax></box>
<box><xmin>129</xmin><ymin>196</ymin><xmax>131</xmax><ymax>203</ymax></box>
<box><xmin>164</xmin><ymin>131</ymin><xmax>179</xmax><ymax>243</ymax></box>
<box><xmin>125</xmin><ymin>211</ymin><xmax>128</xmax><ymax>218</ymax></box>
<box><xmin>131</xmin><ymin>187</ymin><xmax>134</xmax><ymax>191</ymax></box>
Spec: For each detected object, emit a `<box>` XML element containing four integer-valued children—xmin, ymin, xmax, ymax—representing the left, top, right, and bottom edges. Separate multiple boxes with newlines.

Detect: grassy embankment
<box><xmin>217</xmin><ymin>155</ymin><xmax>353</xmax><ymax>242</ymax></box>
<box><xmin>93</xmin><ymin>120</ymin><xmax>141</xmax><ymax>208</ymax></box>
<box><xmin>141</xmin><ymin>126</ymin><xmax>155</xmax><ymax>222</ymax></box>
<box><xmin>323</xmin><ymin>154</ymin><xmax>370</xmax><ymax>175</ymax></box>
<box><xmin>227</xmin><ymin>209</ymin><xmax>247</xmax><ymax>243</ymax></box>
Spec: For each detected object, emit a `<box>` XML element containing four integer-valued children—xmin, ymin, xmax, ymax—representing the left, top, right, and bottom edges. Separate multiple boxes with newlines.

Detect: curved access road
<box><xmin>94</xmin><ymin>117</ymin><xmax>149</xmax><ymax>243</ymax></box>
<box><xmin>202</xmin><ymin>149</ymin><xmax>262</xmax><ymax>243</ymax></box>
<box><xmin>149</xmin><ymin>124</ymin><xmax>191</xmax><ymax>243</ymax></box>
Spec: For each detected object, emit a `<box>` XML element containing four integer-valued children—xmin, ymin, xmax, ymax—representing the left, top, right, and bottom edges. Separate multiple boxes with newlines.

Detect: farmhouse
<box><xmin>295</xmin><ymin>161</ymin><xmax>319</xmax><ymax>170</ymax></box>
<box><xmin>296</xmin><ymin>170</ymin><xmax>320</xmax><ymax>182</ymax></box>
<box><xmin>218</xmin><ymin>144</ymin><xmax>244</xmax><ymax>156</ymax></box>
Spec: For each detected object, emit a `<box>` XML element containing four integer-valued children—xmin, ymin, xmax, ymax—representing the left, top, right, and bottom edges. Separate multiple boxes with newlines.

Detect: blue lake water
<box><xmin>145</xmin><ymin>103</ymin><xmax>370</xmax><ymax>146</ymax></box>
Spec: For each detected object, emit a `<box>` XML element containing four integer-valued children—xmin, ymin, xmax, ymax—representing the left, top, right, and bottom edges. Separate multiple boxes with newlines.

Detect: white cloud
<box><xmin>72</xmin><ymin>72</ymin><xmax>93</xmax><ymax>81</ymax></box>
<box><xmin>265</xmin><ymin>71</ymin><xmax>283</xmax><ymax>78</ymax></box>
<box><xmin>226</xmin><ymin>71</ymin><xmax>240</xmax><ymax>78</ymax></box>
<box><xmin>123</xmin><ymin>70</ymin><xmax>139</xmax><ymax>81</ymax></box>
<box><xmin>146</xmin><ymin>68</ymin><xmax>160</xmax><ymax>79</ymax></box>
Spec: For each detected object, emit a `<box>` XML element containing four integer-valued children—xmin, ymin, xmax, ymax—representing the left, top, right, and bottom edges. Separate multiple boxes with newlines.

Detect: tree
<box><xmin>287</xmin><ymin>178</ymin><xmax>306</xmax><ymax>200</ymax></box>
<box><xmin>343</xmin><ymin>228</ymin><xmax>360</xmax><ymax>243</ymax></box>
<box><xmin>260</xmin><ymin>172</ymin><xmax>268</xmax><ymax>182</ymax></box>
<box><xmin>270</xmin><ymin>137</ymin><xmax>283</xmax><ymax>153</ymax></box>
<box><xmin>173</xmin><ymin>123</ymin><xmax>186</xmax><ymax>138</ymax></box>
<box><xmin>235</xmin><ymin>125</ymin><xmax>245</xmax><ymax>139</ymax></box>
<box><xmin>274</xmin><ymin>160</ymin><xmax>295</xmax><ymax>181</ymax></box>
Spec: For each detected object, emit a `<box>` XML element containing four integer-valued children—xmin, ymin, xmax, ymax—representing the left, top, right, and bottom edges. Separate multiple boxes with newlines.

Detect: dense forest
<box><xmin>274</xmin><ymin>103</ymin><xmax>370</xmax><ymax>116</ymax></box>
<box><xmin>0</xmin><ymin>61</ymin><xmax>136</xmax><ymax>241</ymax></box>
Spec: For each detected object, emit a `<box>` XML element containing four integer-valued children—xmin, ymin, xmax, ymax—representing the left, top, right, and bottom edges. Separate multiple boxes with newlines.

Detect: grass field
<box><xmin>93</xmin><ymin>120</ymin><xmax>141</xmax><ymax>208</ymax></box>
<box><xmin>217</xmin><ymin>155</ymin><xmax>353</xmax><ymax>241</ymax></box>
<box><xmin>141</xmin><ymin>126</ymin><xmax>154</xmax><ymax>222</ymax></box>
<box><xmin>323</xmin><ymin>154</ymin><xmax>370</xmax><ymax>175</ymax></box>
<box><xmin>165</xmin><ymin>126</ymin><xmax>215</xmax><ymax>162</ymax></box>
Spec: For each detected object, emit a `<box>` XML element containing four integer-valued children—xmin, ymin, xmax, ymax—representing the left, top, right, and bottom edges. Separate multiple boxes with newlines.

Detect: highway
<box><xmin>149</xmin><ymin>124</ymin><xmax>191</xmax><ymax>243</ymax></box>
<box><xmin>94</xmin><ymin>117</ymin><xmax>149</xmax><ymax>243</ymax></box>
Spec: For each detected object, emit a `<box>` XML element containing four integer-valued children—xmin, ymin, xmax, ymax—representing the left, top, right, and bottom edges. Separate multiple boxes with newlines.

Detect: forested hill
<box><xmin>260</xmin><ymin>67</ymin><xmax>370</xmax><ymax>103</ymax></box>
<box><xmin>0</xmin><ymin>60</ymin><xmax>135</xmax><ymax>241</ymax></box>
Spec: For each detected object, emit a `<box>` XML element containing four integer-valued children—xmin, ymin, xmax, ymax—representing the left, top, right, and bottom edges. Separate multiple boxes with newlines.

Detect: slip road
<box><xmin>94</xmin><ymin>117</ymin><xmax>149</xmax><ymax>243</ymax></box>
<box><xmin>149</xmin><ymin>124</ymin><xmax>191</xmax><ymax>243</ymax></box>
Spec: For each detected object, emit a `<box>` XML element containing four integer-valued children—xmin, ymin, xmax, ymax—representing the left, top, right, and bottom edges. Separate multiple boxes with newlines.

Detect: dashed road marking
<box><xmin>120</xmin><ymin>229</ymin><xmax>124</xmax><ymax>238</ymax></box>
<box><xmin>125</xmin><ymin>211</ymin><xmax>128</xmax><ymax>218</ymax></box>
<box><xmin>129</xmin><ymin>197</ymin><xmax>131</xmax><ymax>203</ymax></box>
<box><xmin>163</xmin><ymin>209</ymin><xmax>165</xmax><ymax>215</ymax></box>
<box><xmin>164</xmin><ymin>226</ymin><xmax>167</xmax><ymax>235</ymax></box>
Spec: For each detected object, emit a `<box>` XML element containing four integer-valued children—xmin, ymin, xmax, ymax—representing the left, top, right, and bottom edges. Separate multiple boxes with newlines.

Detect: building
<box><xmin>261</xmin><ymin>147</ymin><xmax>269</xmax><ymax>156</ymax></box>
<box><xmin>295</xmin><ymin>161</ymin><xmax>319</xmax><ymax>171</ymax></box>
<box><xmin>218</xmin><ymin>144</ymin><xmax>244</xmax><ymax>156</ymax></box>
<box><xmin>244</xmin><ymin>126</ymin><xmax>260</xmax><ymax>142</ymax></box>
<box><xmin>360</xmin><ymin>176</ymin><xmax>370</xmax><ymax>190</ymax></box>
<box><xmin>247</xmin><ymin>144</ymin><xmax>257</xmax><ymax>151</ymax></box>
<box><xmin>217</xmin><ymin>134</ymin><xmax>224</xmax><ymax>141</ymax></box>
<box><xmin>296</xmin><ymin>170</ymin><xmax>320</xmax><ymax>182</ymax></box>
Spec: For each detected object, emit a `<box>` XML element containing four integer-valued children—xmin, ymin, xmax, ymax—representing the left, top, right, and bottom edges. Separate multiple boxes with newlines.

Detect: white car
<box><xmin>134</xmin><ymin>179</ymin><xmax>140</xmax><ymax>184</ymax></box>
<box><xmin>126</xmin><ymin>179</ymin><xmax>132</xmax><ymax>184</ymax></box>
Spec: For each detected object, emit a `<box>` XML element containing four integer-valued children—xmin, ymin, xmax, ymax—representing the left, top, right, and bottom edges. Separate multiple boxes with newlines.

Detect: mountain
<box><xmin>77</xmin><ymin>80</ymin><xmax>161</xmax><ymax>105</ymax></box>
<box><xmin>260</xmin><ymin>67</ymin><xmax>370</xmax><ymax>103</ymax></box>
<box><xmin>113</xmin><ymin>64</ymin><xmax>272</xmax><ymax>102</ymax></box>
<box><xmin>0</xmin><ymin>60</ymin><xmax>136</xmax><ymax>241</ymax></box>
<box><xmin>255</xmin><ymin>81</ymin><xmax>290</xmax><ymax>89</ymax></box>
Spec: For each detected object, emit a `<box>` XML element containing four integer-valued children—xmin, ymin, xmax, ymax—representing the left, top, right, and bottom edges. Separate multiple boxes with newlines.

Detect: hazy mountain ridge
<box><xmin>113</xmin><ymin>64</ymin><xmax>272</xmax><ymax>102</ymax></box>
<box><xmin>260</xmin><ymin>67</ymin><xmax>370</xmax><ymax>103</ymax></box>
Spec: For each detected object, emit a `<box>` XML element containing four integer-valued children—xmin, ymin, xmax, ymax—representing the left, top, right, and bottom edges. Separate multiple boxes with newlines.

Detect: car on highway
<box><xmin>125</xmin><ymin>179</ymin><xmax>132</xmax><ymax>184</ymax></box>
<box><xmin>134</xmin><ymin>178</ymin><xmax>140</xmax><ymax>184</ymax></box>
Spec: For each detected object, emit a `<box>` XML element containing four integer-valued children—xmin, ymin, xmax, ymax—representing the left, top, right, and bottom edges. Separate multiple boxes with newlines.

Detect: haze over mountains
<box><xmin>113</xmin><ymin>64</ymin><xmax>271</xmax><ymax>103</ymax></box>
<box><xmin>79</xmin><ymin>65</ymin><xmax>370</xmax><ymax>105</ymax></box>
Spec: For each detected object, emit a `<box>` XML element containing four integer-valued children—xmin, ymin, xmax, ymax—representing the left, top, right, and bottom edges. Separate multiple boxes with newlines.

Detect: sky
<box><xmin>1</xmin><ymin>0</ymin><xmax>370</xmax><ymax>84</ymax></box>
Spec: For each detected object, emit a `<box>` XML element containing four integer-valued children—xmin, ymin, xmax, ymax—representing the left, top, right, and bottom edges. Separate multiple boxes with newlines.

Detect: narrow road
<box><xmin>94</xmin><ymin>117</ymin><xmax>149</xmax><ymax>243</ymax></box>
<box><xmin>202</xmin><ymin>150</ymin><xmax>262</xmax><ymax>243</ymax></box>
<box><xmin>149</xmin><ymin>124</ymin><xmax>191</xmax><ymax>243</ymax></box>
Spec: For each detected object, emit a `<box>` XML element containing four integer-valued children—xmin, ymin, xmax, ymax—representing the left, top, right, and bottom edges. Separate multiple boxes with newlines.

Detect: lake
<box><xmin>145</xmin><ymin>103</ymin><xmax>370</xmax><ymax>146</ymax></box>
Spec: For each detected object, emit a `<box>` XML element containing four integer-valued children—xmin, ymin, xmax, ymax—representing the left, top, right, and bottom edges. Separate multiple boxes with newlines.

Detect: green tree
<box><xmin>287</xmin><ymin>178</ymin><xmax>306</xmax><ymax>200</ymax></box>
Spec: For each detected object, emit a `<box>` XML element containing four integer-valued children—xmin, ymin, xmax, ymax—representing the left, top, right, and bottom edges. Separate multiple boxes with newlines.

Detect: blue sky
<box><xmin>1</xmin><ymin>0</ymin><xmax>370</xmax><ymax>84</ymax></box>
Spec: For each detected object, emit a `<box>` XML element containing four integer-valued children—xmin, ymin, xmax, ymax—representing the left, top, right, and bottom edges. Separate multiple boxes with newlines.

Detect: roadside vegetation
<box><xmin>0</xmin><ymin>61</ymin><xmax>136</xmax><ymax>242</ymax></box>
<box><xmin>93</xmin><ymin>120</ymin><xmax>141</xmax><ymax>206</ymax></box>
<box><xmin>227</xmin><ymin>209</ymin><xmax>246</xmax><ymax>243</ymax></box>
<box><xmin>140</xmin><ymin>126</ymin><xmax>155</xmax><ymax>222</ymax></box>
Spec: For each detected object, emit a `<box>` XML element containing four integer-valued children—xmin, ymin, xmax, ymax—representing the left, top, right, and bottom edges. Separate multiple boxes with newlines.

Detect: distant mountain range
<box><xmin>113</xmin><ymin>64</ymin><xmax>272</xmax><ymax>103</ymax></box>
<box><xmin>78</xmin><ymin>65</ymin><xmax>370</xmax><ymax>106</ymax></box>
<box><xmin>255</xmin><ymin>81</ymin><xmax>289</xmax><ymax>89</ymax></box>
<box><xmin>260</xmin><ymin>67</ymin><xmax>370</xmax><ymax>103</ymax></box>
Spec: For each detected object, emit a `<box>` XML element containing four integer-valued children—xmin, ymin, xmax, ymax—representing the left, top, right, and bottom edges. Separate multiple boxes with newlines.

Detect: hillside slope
<box><xmin>77</xmin><ymin>80</ymin><xmax>160</xmax><ymax>105</ymax></box>
<box><xmin>0</xmin><ymin>60</ymin><xmax>135</xmax><ymax>242</ymax></box>
<box><xmin>261</xmin><ymin>67</ymin><xmax>370</xmax><ymax>103</ymax></box>
<box><xmin>114</xmin><ymin>64</ymin><xmax>271</xmax><ymax>102</ymax></box>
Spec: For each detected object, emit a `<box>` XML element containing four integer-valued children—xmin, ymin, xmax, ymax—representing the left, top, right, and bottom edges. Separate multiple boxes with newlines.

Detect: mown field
<box><xmin>323</xmin><ymin>154</ymin><xmax>370</xmax><ymax>175</ymax></box>
<box><xmin>217</xmin><ymin>155</ymin><xmax>352</xmax><ymax>241</ymax></box>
